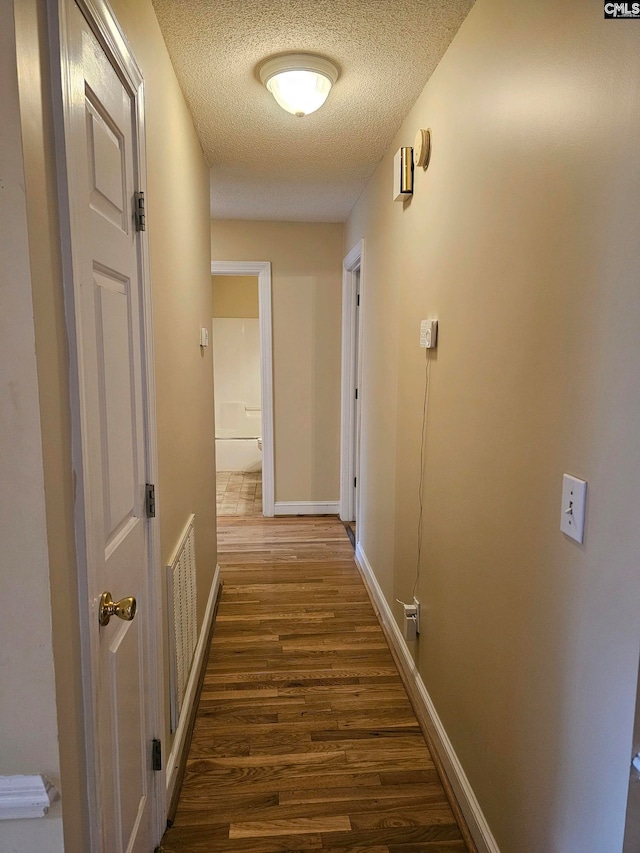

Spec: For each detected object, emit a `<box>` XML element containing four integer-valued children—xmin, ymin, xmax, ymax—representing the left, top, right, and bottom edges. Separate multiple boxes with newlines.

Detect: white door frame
<box><xmin>340</xmin><ymin>240</ymin><xmax>365</xmax><ymax>527</ymax></box>
<box><xmin>211</xmin><ymin>261</ymin><xmax>275</xmax><ymax>516</ymax></box>
<box><xmin>50</xmin><ymin>0</ymin><xmax>165</xmax><ymax>846</ymax></box>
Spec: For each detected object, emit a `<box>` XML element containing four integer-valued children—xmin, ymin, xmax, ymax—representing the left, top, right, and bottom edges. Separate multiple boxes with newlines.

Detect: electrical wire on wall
<box><xmin>396</xmin><ymin>345</ymin><xmax>432</xmax><ymax>626</ymax></box>
<box><xmin>413</xmin><ymin>346</ymin><xmax>432</xmax><ymax>598</ymax></box>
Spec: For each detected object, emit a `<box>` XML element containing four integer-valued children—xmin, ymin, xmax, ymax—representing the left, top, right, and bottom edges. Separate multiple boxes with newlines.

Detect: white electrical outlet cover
<box><xmin>420</xmin><ymin>319</ymin><xmax>429</xmax><ymax>347</ymax></box>
<box><xmin>560</xmin><ymin>474</ymin><xmax>587</xmax><ymax>544</ymax></box>
<box><xmin>403</xmin><ymin>611</ymin><xmax>417</xmax><ymax>642</ymax></box>
<box><xmin>420</xmin><ymin>319</ymin><xmax>438</xmax><ymax>348</ymax></box>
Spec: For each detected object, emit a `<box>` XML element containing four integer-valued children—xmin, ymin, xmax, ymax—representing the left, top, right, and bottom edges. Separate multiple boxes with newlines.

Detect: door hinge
<box><xmin>355</xmin><ymin>388</ymin><xmax>358</xmax><ymax>400</ymax></box>
<box><xmin>152</xmin><ymin>738</ymin><xmax>162</xmax><ymax>772</ymax></box>
<box><xmin>134</xmin><ymin>191</ymin><xmax>146</xmax><ymax>232</ymax></box>
<box><xmin>357</xmin><ymin>293</ymin><xmax>360</xmax><ymax>307</ymax></box>
<box><xmin>145</xmin><ymin>483</ymin><xmax>156</xmax><ymax>518</ymax></box>
<box><xmin>354</xmin><ymin>477</ymin><xmax>357</xmax><ymax>488</ymax></box>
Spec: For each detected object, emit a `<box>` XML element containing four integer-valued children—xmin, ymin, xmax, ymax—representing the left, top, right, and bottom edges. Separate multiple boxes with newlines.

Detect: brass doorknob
<box><xmin>98</xmin><ymin>591</ymin><xmax>137</xmax><ymax>627</ymax></box>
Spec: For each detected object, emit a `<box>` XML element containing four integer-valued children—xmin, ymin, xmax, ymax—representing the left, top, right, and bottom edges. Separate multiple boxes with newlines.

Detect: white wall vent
<box><xmin>167</xmin><ymin>514</ymin><xmax>198</xmax><ymax>732</ymax></box>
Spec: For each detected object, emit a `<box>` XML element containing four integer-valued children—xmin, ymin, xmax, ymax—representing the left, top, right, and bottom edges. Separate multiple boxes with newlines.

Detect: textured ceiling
<box><xmin>152</xmin><ymin>0</ymin><xmax>475</xmax><ymax>222</ymax></box>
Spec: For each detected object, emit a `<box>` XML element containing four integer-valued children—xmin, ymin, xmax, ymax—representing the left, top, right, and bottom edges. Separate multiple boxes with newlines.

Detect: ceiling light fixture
<box><xmin>259</xmin><ymin>53</ymin><xmax>339</xmax><ymax>118</ymax></box>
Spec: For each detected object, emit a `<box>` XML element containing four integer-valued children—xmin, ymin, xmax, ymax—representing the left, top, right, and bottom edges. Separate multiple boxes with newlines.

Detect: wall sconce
<box><xmin>413</xmin><ymin>129</ymin><xmax>431</xmax><ymax>169</ymax></box>
<box><xmin>259</xmin><ymin>53</ymin><xmax>339</xmax><ymax>117</ymax></box>
<box><xmin>393</xmin><ymin>147</ymin><xmax>413</xmax><ymax>201</ymax></box>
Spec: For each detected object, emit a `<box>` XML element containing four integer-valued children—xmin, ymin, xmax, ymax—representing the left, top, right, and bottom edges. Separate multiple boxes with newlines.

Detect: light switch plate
<box><xmin>560</xmin><ymin>474</ymin><xmax>587</xmax><ymax>544</ymax></box>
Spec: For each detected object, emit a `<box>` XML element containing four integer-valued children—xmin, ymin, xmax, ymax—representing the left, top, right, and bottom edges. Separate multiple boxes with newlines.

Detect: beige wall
<box><xmin>108</xmin><ymin>0</ymin><xmax>217</xmax><ymax>618</ymax></box>
<box><xmin>213</xmin><ymin>275</ymin><xmax>259</xmax><ymax>318</ymax></box>
<box><xmin>0</xmin><ymin>3</ymin><xmax>64</xmax><ymax>850</ymax></box>
<box><xmin>345</xmin><ymin>1</ymin><xmax>640</xmax><ymax>851</ymax></box>
<box><xmin>108</xmin><ymin>0</ymin><xmax>217</xmax><ymax>791</ymax></box>
<box><xmin>12</xmin><ymin>0</ymin><xmax>216</xmax><ymax>848</ymax></box>
<box><xmin>211</xmin><ymin>221</ymin><xmax>343</xmax><ymax>503</ymax></box>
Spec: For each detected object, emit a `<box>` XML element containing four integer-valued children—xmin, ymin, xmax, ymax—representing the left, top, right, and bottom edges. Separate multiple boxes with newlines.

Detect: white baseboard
<box><xmin>0</xmin><ymin>776</ymin><xmax>59</xmax><ymax>820</ymax></box>
<box><xmin>354</xmin><ymin>544</ymin><xmax>500</xmax><ymax>853</ymax></box>
<box><xmin>274</xmin><ymin>501</ymin><xmax>339</xmax><ymax>516</ymax></box>
<box><xmin>165</xmin><ymin>564</ymin><xmax>220</xmax><ymax>805</ymax></box>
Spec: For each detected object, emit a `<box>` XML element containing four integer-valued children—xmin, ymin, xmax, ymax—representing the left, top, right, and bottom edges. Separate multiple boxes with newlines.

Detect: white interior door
<box><xmin>340</xmin><ymin>241</ymin><xmax>364</xmax><ymax>527</ymax></box>
<box><xmin>60</xmin><ymin>3</ymin><xmax>157</xmax><ymax>850</ymax></box>
<box><xmin>352</xmin><ymin>267</ymin><xmax>361</xmax><ymax>525</ymax></box>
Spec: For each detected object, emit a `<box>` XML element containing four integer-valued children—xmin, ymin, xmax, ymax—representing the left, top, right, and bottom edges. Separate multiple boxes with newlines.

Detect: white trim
<box><xmin>340</xmin><ymin>240</ymin><xmax>364</xmax><ymax>525</ymax></box>
<box><xmin>50</xmin><ymin>0</ymin><xmax>164</xmax><ymax>846</ymax></box>
<box><xmin>354</xmin><ymin>543</ymin><xmax>500</xmax><ymax>853</ymax></box>
<box><xmin>0</xmin><ymin>776</ymin><xmax>59</xmax><ymax>820</ymax></box>
<box><xmin>165</xmin><ymin>513</ymin><xmax>196</xmax><ymax>571</ymax></box>
<box><xmin>274</xmin><ymin>501</ymin><xmax>340</xmax><ymax>516</ymax></box>
<box><xmin>134</xmin><ymin>28</ymin><xmax>166</xmax><ymax>847</ymax></box>
<box><xmin>211</xmin><ymin>261</ymin><xmax>274</xmax><ymax>516</ymax></box>
<box><xmin>165</xmin><ymin>565</ymin><xmax>220</xmax><ymax>805</ymax></box>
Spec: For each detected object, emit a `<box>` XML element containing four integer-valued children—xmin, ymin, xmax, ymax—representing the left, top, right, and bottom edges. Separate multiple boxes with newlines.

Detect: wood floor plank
<box><xmin>348</xmin><ymin>805</ymin><xmax>457</xmax><ymax>830</ymax></box>
<box><xmin>229</xmin><ymin>816</ymin><xmax>352</xmax><ymax>839</ymax></box>
<box><xmin>179</xmin><ymin>760</ymin><xmax>396</xmax><ymax>790</ymax></box>
<box><xmin>278</xmin><ymin>781</ymin><xmax>446</xmax><ymax>806</ymax></box>
<box><xmin>161</xmin><ymin>826</ymin><xmax>323</xmax><ymax>852</ymax></box>
<box><xmin>243</xmin><ymin>735</ymin><xmax>426</xmax><ymax>757</ymax></box>
<box><xmin>186</xmin><ymin>750</ymin><xmax>348</xmax><ymax>769</ymax></box>
<box><xmin>173</xmin><ymin>795</ymin><xmax>457</xmax><ymax>828</ymax></box>
<box><xmin>158</xmin><ymin>516</ymin><xmax>473</xmax><ymax>853</ymax></box>
<box><xmin>319</xmin><ymin>825</ymin><xmax>463</xmax><ymax>846</ymax></box>
<box><xmin>385</xmin><ymin>845</ymin><xmax>467</xmax><ymax>853</ymax></box>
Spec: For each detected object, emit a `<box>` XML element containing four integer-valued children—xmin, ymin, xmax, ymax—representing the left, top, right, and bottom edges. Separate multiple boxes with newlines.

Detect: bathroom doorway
<box><xmin>211</xmin><ymin>261</ymin><xmax>274</xmax><ymax>516</ymax></box>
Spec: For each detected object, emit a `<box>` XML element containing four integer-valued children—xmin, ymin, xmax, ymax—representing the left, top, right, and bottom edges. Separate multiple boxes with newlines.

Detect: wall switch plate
<box><xmin>200</xmin><ymin>327</ymin><xmax>209</xmax><ymax>347</ymax></box>
<box><xmin>560</xmin><ymin>474</ymin><xmax>587</xmax><ymax>544</ymax></box>
<box><xmin>420</xmin><ymin>319</ymin><xmax>438</xmax><ymax>349</ymax></box>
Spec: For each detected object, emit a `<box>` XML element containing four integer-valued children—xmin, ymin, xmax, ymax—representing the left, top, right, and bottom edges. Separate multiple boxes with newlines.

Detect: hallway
<box><xmin>159</xmin><ymin>516</ymin><xmax>471</xmax><ymax>852</ymax></box>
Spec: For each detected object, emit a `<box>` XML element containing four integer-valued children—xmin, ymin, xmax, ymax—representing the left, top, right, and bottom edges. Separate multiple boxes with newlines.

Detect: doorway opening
<box><xmin>340</xmin><ymin>240</ymin><xmax>364</xmax><ymax>546</ymax></box>
<box><xmin>212</xmin><ymin>274</ymin><xmax>262</xmax><ymax>515</ymax></box>
<box><xmin>211</xmin><ymin>261</ymin><xmax>274</xmax><ymax>517</ymax></box>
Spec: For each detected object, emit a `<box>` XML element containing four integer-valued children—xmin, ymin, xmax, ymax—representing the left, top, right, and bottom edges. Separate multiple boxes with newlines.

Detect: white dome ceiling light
<box><xmin>259</xmin><ymin>53</ymin><xmax>339</xmax><ymax>118</ymax></box>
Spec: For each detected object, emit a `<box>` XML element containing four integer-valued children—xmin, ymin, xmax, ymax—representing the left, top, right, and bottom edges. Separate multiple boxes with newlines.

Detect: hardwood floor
<box><xmin>159</xmin><ymin>516</ymin><xmax>471</xmax><ymax>853</ymax></box>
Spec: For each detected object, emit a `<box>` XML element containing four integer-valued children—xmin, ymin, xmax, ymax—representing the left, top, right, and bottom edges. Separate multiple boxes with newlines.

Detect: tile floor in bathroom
<box><xmin>216</xmin><ymin>471</ymin><xmax>262</xmax><ymax>516</ymax></box>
